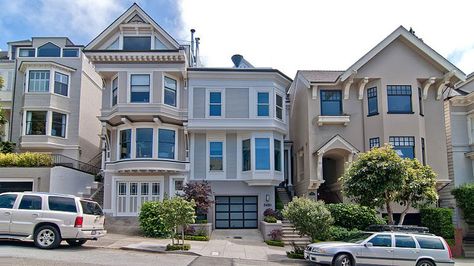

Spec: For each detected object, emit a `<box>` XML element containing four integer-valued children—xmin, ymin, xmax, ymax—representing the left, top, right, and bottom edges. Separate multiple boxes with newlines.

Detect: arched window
<box><xmin>38</xmin><ymin>42</ymin><xmax>60</xmax><ymax>57</ymax></box>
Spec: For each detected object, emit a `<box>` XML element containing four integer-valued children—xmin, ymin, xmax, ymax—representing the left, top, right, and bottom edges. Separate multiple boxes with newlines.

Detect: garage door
<box><xmin>0</xmin><ymin>182</ymin><xmax>33</xmax><ymax>193</ymax></box>
<box><xmin>215</xmin><ymin>196</ymin><xmax>258</xmax><ymax>229</ymax></box>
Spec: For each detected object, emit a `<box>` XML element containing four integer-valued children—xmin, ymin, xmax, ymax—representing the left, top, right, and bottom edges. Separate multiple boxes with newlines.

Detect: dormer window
<box><xmin>123</xmin><ymin>36</ymin><xmax>151</xmax><ymax>51</ymax></box>
<box><xmin>38</xmin><ymin>43</ymin><xmax>61</xmax><ymax>57</ymax></box>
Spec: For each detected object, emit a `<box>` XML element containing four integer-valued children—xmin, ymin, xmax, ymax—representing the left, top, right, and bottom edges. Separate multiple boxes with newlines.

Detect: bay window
<box><xmin>158</xmin><ymin>129</ymin><xmax>175</xmax><ymax>159</ymax></box>
<box><xmin>164</xmin><ymin>77</ymin><xmax>177</xmax><ymax>107</ymax></box>
<box><xmin>130</xmin><ymin>74</ymin><xmax>150</xmax><ymax>103</ymax></box>
<box><xmin>120</xmin><ymin>129</ymin><xmax>132</xmax><ymax>159</ymax></box>
<box><xmin>54</xmin><ymin>72</ymin><xmax>69</xmax><ymax>96</ymax></box>
<box><xmin>387</xmin><ymin>85</ymin><xmax>412</xmax><ymax>113</ymax></box>
<box><xmin>209</xmin><ymin>142</ymin><xmax>223</xmax><ymax>171</ymax></box>
<box><xmin>257</xmin><ymin>92</ymin><xmax>269</xmax><ymax>116</ymax></box>
<box><xmin>112</xmin><ymin>77</ymin><xmax>118</xmax><ymax>106</ymax></box>
<box><xmin>26</xmin><ymin>111</ymin><xmax>47</xmax><ymax>135</ymax></box>
<box><xmin>28</xmin><ymin>70</ymin><xmax>50</xmax><ymax>92</ymax></box>
<box><xmin>255</xmin><ymin>138</ymin><xmax>270</xmax><ymax>170</ymax></box>
<box><xmin>276</xmin><ymin>94</ymin><xmax>283</xmax><ymax>120</ymax></box>
<box><xmin>136</xmin><ymin>128</ymin><xmax>153</xmax><ymax>158</ymax></box>
<box><xmin>242</xmin><ymin>139</ymin><xmax>251</xmax><ymax>171</ymax></box>
<box><xmin>51</xmin><ymin>112</ymin><xmax>67</xmax><ymax>138</ymax></box>
<box><xmin>274</xmin><ymin>139</ymin><xmax>282</xmax><ymax>171</ymax></box>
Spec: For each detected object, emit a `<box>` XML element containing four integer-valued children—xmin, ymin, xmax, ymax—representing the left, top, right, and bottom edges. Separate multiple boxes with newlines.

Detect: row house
<box><xmin>0</xmin><ymin>51</ymin><xmax>14</xmax><ymax>142</ymax></box>
<box><xmin>288</xmin><ymin>26</ymin><xmax>465</xmax><ymax>222</ymax></box>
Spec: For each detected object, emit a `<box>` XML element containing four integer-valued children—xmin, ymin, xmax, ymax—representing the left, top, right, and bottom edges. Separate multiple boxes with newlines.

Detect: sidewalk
<box><xmin>85</xmin><ymin>230</ymin><xmax>292</xmax><ymax>262</ymax></box>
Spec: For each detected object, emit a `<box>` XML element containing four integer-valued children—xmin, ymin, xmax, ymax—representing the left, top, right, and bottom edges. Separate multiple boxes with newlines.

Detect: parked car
<box><xmin>304</xmin><ymin>231</ymin><xmax>454</xmax><ymax>266</ymax></box>
<box><xmin>0</xmin><ymin>192</ymin><xmax>106</xmax><ymax>249</ymax></box>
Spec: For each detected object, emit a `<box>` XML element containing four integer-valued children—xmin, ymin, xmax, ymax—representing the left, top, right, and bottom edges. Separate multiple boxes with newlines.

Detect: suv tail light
<box><xmin>442</xmin><ymin>238</ymin><xmax>453</xmax><ymax>259</ymax></box>
<box><xmin>74</xmin><ymin>216</ymin><xmax>83</xmax><ymax>228</ymax></box>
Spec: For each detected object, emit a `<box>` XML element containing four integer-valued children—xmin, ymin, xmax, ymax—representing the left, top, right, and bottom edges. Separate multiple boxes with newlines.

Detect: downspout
<box><xmin>9</xmin><ymin>54</ymin><xmax>18</xmax><ymax>142</ymax></box>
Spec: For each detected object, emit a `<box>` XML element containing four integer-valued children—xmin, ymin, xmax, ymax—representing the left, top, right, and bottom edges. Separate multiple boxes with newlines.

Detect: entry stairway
<box><xmin>78</xmin><ymin>181</ymin><xmax>104</xmax><ymax>206</ymax></box>
<box><xmin>464</xmin><ymin>226</ymin><xmax>474</xmax><ymax>258</ymax></box>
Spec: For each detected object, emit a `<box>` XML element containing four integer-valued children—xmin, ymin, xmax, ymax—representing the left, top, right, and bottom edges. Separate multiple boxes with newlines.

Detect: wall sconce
<box><xmin>266</xmin><ymin>194</ymin><xmax>270</xmax><ymax>202</ymax></box>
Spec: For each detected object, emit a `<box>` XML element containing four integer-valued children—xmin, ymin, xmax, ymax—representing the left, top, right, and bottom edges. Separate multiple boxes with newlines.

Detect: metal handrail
<box><xmin>51</xmin><ymin>154</ymin><xmax>100</xmax><ymax>175</ymax></box>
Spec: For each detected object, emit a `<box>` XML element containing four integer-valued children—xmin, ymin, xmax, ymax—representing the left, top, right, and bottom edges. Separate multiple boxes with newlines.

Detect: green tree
<box><xmin>341</xmin><ymin>145</ymin><xmax>405</xmax><ymax>224</ymax></box>
<box><xmin>396</xmin><ymin>159</ymin><xmax>437</xmax><ymax>225</ymax></box>
<box><xmin>157</xmin><ymin>197</ymin><xmax>196</xmax><ymax>248</ymax></box>
<box><xmin>282</xmin><ymin>197</ymin><xmax>333</xmax><ymax>242</ymax></box>
<box><xmin>0</xmin><ymin>76</ymin><xmax>4</xmax><ymax>89</ymax></box>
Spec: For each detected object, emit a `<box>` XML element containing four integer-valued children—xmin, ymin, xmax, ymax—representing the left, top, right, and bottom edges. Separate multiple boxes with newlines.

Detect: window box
<box><xmin>316</xmin><ymin>115</ymin><xmax>350</xmax><ymax>126</ymax></box>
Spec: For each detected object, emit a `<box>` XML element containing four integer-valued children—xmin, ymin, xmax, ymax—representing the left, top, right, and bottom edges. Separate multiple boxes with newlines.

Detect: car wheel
<box><xmin>417</xmin><ymin>260</ymin><xmax>435</xmax><ymax>266</ymax></box>
<box><xmin>334</xmin><ymin>254</ymin><xmax>353</xmax><ymax>266</ymax></box>
<box><xmin>34</xmin><ymin>225</ymin><xmax>61</xmax><ymax>249</ymax></box>
<box><xmin>66</xmin><ymin>239</ymin><xmax>87</xmax><ymax>247</ymax></box>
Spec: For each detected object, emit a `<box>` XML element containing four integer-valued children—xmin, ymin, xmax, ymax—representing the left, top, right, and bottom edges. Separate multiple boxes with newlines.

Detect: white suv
<box><xmin>0</xmin><ymin>192</ymin><xmax>106</xmax><ymax>249</ymax></box>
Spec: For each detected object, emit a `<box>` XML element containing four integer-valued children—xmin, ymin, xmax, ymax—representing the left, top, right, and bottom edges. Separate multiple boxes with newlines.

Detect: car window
<box><xmin>80</xmin><ymin>200</ymin><xmax>103</xmax><ymax>216</ymax></box>
<box><xmin>48</xmin><ymin>196</ymin><xmax>77</xmax><ymax>213</ymax></box>
<box><xmin>395</xmin><ymin>235</ymin><xmax>416</xmax><ymax>248</ymax></box>
<box><xmin>0</xmin><ymin>194</ymin><xmax>17</xmax><ymax>209</ymax></box>
<box><xmin>346</xmin><ymin>232</ymin><xmax>374</xmax><ymax>244</ymax></box>
<box><xmin>368</xmin><ymin>234</ymin><xmax>392</xmax><ymax>247</ymax></box>
<box><xmin>19</xmin><ymin>195</ymin><xmax>42</xmax><ymax>210</ymax></box>
<box><xmin>415</xmin><ymin>236</ymin><xmax>445</xmax><ymax>250</ymax></box>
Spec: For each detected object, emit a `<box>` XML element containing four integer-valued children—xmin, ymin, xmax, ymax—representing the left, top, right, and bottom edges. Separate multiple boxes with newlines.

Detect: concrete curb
<box><xmin>120</xmin><ymin>246</ymin><xmax>201</xmax><ymax>257</ymax></box>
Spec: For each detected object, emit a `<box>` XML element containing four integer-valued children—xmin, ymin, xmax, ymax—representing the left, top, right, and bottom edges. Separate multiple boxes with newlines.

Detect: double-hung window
<box><xmin>276</xmin><ymin>94</ymin><xmax>283</xmax><ymax>120</ymax></box>
<box><xmin>112</xmin><ymin>77</ymin><xmax>118</xmax><ymax>106</ymax></box>
<box><xmin>209</xmin><ymin>92</ymin><xmax>222</xmax><ymax>116</ymax></box>
<box><xmin>26</xmin><ymin>111</ymin><xmax>47</xmax><ymax>135</ymax></box>
<box><xmin>136</xmin><ymin>128</ymin><xmax>153</xmax><ymax>158</ymax></box>
<box><xmin>387</xmin><ymin>85</ymin><xmax>412</xmax><ymax>113</ymax></box>
<box><xmin>320</xmin><ymin>90</ymin><xmax>342</xmax><ymax>115</ymax></box>
<box><xmin>130</xmin><ymin>74</ymin><xmax>150</xmax><ymax>103</ymax></box>
<box><xmin>164</xmin><ymin>77</ymin><xmax>177</xmax><ymax>107</ymax></box>
<box><xmin>158</xmin><ymin>129</ymin><xmax>175</xmax><ymax>159</ymax></box>
<box><xmin>257</xmin><ymin>92</ymin><xmax>269</xmax><ymax>117</ymax></box>
<box><xmin>54</xmin><ymin>72</ymin><xmax>68</xmax><ymax>96</ymax></box>
<box><xmin>120</xmin><ymin>129</ymin><xmax>132</xmax><ymax>159</ymax></box>
<box><xmin>51</xmin><ymin>112</ymin><xmax>67</xmax><ymax>138</ymax></box>
<box><xmin>209</xmin><ymin>142</ymin><xmax>223</xmax><ymax>171</ymax></box>
<box><xmin>29</xmin><ymin>70</ymin><xmax>50</xmax><ymax>92</ymax></box>
<box><xmin>255</xmin><ymin>138</ymin><xmax>270</xmax><ymax>170</ymax></box>
<box><xmin>274</xmin><ymin>139</ymin><xmax>282</xmax><ymax>171</ymax></box>
<box><xmin>242</xmin><ymin>139</ymin><xmax>251</xmax><ymax>171</ymax></box>
<box><xmin>369</xmin><ymin>137</ymin><xmax>380</xmax><ymax>149</ymax></box>
<box><xmin>390</xmin><ymin>136</ymin><xmax>415</xmax><ymax>159</ymax></box>
<box><xmin>367</xmin><ymin>87</ymin><xmax>378</xmax><ymax>116</ymax></box>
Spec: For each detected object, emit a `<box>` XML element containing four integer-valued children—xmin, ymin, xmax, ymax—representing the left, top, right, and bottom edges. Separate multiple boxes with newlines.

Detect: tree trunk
<box><xmin>398</xmin><ymin>200</ymin><xmax>412</xmax><ymax>225</ymax></box>
<box><xmin>386</xmin><ymin>201</ymin><xmax>394</xmax><ymax>225</ymax></box>
<box><xmin>181</xmin><ymin>227</ymin><xmax>185</xmax><ymax>250</ymax></box>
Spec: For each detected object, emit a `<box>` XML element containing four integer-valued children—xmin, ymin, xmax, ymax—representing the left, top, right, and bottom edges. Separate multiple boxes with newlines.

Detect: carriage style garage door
<box><xmin>0</xmin><ymin>181</ymin><xmax>33</xmax><ymax>193</ymax></box>
<box><xmin>215</xmin><ymin>196</ymin><xmax>258</xmax><ymax>229</ymax></box>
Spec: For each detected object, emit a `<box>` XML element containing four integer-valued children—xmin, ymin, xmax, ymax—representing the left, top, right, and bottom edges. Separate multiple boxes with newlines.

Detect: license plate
<box><xmin>91</xmin><ymin>230</ymin><xmax>97</xmax><ymax>235</ymax></box>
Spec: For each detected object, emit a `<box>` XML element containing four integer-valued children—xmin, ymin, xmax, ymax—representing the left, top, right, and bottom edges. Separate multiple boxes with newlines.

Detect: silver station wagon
<box><xmin>304</xmin><ymin>231</ymin><xmax>454</xmax><ymax>266</ymax></box>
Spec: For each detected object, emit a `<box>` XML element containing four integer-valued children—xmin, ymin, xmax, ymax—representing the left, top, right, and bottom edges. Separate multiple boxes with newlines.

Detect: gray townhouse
<box><xmin>187</xmin><ymin>58</ymin><xmax>292</xmax><ymax>229</ymax></box>
<box><xmin>288</xmin><ymin>26</ymin><xmax>465</xmax><ymax>223</ymax></box>
<box><xmin>82</xmin><ymin>4</ymin><xmax>190</xmax><ymax>222</ymax></box>
<box><xmin>0</xmin><ymin>51</ymin><xmax>14</xmax><ymax>142</ymax></box>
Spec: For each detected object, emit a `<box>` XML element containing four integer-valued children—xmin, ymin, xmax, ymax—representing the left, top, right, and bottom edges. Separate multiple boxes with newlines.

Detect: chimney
<box><xmin>195</xmin><ymin>37</ymin><xmax>200</xmax><ymax>67</ymax></box>
<box><xmin>190</xmin><ymin>29</ymin><xmax>196</xmax><ymax>66</ymax></box>
<box><xmin>231</xmin><ymin>54</ymin><xmax>254</xmax><ymax>68</ymax></box>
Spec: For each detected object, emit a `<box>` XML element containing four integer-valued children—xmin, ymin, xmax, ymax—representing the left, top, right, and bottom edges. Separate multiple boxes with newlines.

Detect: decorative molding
<box><xmin>121</xmin><ymin>117</ymin><xmax>132</xmax><ymax>125</ymax></box>
<box><xmin>153</xmin><ymin>117</ymin><xmax>162</xmax><ymax>126</ymax></box>
<box><xmin>343</xmin><ymin>71</ymin><xmax>356</xmax><ymax>99</ymax></box>
<box><xmin>437</xmin><ymin>71</ymin><xmax>456</xmax><ymax>100</ymax></box>
<box><xmin>315</xmin><ymin>115</ymin><xmax>350</xmax><ymax>126</ymax></box>
<box><xmin>358</xmin><ymin>77</ymin><xmax>369</xmax><ymax>100</ymax></box>
<box><xmin>422</xmin><ymin>77</ymin><xmax>436</xmax><ymax>99</ymax></box>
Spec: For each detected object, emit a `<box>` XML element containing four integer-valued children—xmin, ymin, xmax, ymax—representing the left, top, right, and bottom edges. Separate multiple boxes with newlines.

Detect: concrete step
<box><xmin>282</xmin><ymin>233</ymin><xmax>305</xmax><ymax>238</ymax></box>
<box><xmin>464</xmin><ymin>251</ymin><xmax>474</xmax><ymax>258</ymax></box>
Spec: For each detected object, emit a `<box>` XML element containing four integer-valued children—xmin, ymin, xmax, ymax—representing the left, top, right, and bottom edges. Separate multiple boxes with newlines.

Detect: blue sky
<box><xmin>1</xmin><ymin>0</ymin><xmax>473</xmax><ymax>77</ymax></box>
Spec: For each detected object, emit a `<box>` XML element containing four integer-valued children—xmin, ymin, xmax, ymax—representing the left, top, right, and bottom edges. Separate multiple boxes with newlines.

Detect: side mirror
<box><xmin>364</xmin><ymin>242</ymin><xmax>373</xmax><ymax>248</ymax></box>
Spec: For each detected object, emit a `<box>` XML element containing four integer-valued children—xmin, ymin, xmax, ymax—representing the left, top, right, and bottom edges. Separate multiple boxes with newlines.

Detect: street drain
<box><xmin>233</xmin><ymin>236</ymin><xmax>242</xmax><ymax>239</ymax></box>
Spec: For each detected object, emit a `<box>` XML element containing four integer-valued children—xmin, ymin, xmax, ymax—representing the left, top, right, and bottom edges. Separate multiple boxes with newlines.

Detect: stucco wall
<box><xmin>0</xmin><ymin>167</ymin><xmax>51</xmax><ymax>192</ymax></box>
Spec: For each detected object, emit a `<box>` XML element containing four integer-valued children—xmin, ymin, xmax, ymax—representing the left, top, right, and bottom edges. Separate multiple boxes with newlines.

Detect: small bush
<box><xmin>452</xmin><ymin>184</ymin><xmax>474</xmax><ymax>223</ymax></box>
<box><xmin>326</xmin><ymin>203</ymin><xmax>385</xmax><ymax>230</ymax></box>
<box><xmin>265</xmin><ymin>240</ymin><xmax>284</xmax><ymax>247</ymax></box>
<box><xmin>420</xmin><ymin>208</ymin><xmax>454</xmax><ymax>239</ymax></box>
<box><xmin>0</xmin><ymin>152</ymin><xmax>52</xmax><ymax>167</ymax></box>
<box><xmin>138</xmin><ymin>201</ymin><xmax>170</xmax><ymax>238</ymax></box>
<box><xmin>264</xmin><ymin>216</ymin><xmax>278</xmax><ymax>223</ymax></box>
<box><xmin>184</xmin><ymin>235</ymin><xmax>209</xmax><ymax>241</ymax></box>
<box><xmin>327</xmin><ymin>226</ymin><xmax>361</xmax><ymax>241</ymax></box>
<box><xmin>268</xmin><ymin>229</ymin><xmax>283</xmax><ymax>241</ymax></box>
<box><xmin>263</xmin><ymin>208</ymin><xmax>283</xmax><ymax>220</ymax></box>
<box><xmin>287</xmin><ymin>242</ymin><xmax>305</xmax><ymax>259</ymax></box>
<box><xmin>195</xmin><ymin>219</ymin><xmax>208</xmax><ymax>224</ymax></box>
<box><xmin>166</xmin><ymin>244</ymin><xmax>190</xmax><ymax>251</ymax></box>
<box><xmin>0</xmin><ymin>141</ymin><xmax>15</xmax><ymax>153</ymax></box>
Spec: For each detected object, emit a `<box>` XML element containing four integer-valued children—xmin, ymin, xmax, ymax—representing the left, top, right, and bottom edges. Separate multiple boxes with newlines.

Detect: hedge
<box><xmin>327</xmin><ymin>226</ymin><xmax>362</xmax><ymax>241</ymax></box>
<box><xmin>326</xmin><ymin>203</ymin><xmax>385</xmax><ymax>230</ymax></box>
<box><xmin>420</xmin><ymin>208</ymin><xmax>454</xmax><ymax>239</ymax></box>
<box><xmin>265</xmin><ymin>240</ymin><xmax>284</xmax><ymax>247</ymax></box>
<box><xmin>166</xmin><ymin>243</ymin><xmax>190</xmax><ymax>251</ymax></box>
<box><xmin>184</xmin><ymin>235</ymin><xmax>209</xmax><ymax>241</ymax></box>
<box><xmin>138</xmin><ymin>201</ymin><xmax>170</xmax><ymax>238</ymax></box>
<box><xmin>0</xmin><ymin>152</ymin><xmax>52</xmax><ymax>167</ymax></box>
<box><xmin>452</xmin><ymin>184</ymin><xmax>474</xmax><ymax>223</ymax></box>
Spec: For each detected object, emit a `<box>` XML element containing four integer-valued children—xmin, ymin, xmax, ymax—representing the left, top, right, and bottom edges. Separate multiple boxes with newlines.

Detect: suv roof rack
<box><xmin>367</xmin><ymin>225</ymin><xmax>430</xmax><ymax>234</ymax></box>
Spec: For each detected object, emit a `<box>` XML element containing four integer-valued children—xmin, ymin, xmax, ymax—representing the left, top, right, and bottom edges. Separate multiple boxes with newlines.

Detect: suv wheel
<box><xmin>34</xmin><ymin>225</ymin><xmax>61</xmax><ymax>249</ymax></box>
<box><xmin>417</xmin><ymin>260</ymin><xmax>435</xmax><ymax>266</ymax></box>
<box><xmin>334</xmin><ymin>254</ymin><xmax>352</xmax><ymax>266</ymax></box>
<box><xmin>66</xmin><ymin>239</ymin><xmax>87</xmax><ymax>247</ymax></box>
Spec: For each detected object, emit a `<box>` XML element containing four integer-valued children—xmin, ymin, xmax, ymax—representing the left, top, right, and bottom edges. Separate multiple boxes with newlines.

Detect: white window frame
<box><xmin>162</xmin><ymin>73</ymin><xmax>180</xmax><ymax>108</ymax></box>
<box><xmin>157</xmin><ymin>126</ymin><xmax>178</xmax><ymax>161</ymax></box>
<box><xmin>121</xmin><ymin>34</ymin><xmax>153</xmax><ymax>51</ymax></box>
<box><xmin>37</xmin><ymin>42</ymin><xmax>62</xmax><ymax>58</ymax></box>
<box><xmin>169</xmin><ymin>176</ymin><xmax>186</xmax><ymax>197</ymax></box>
<box><xmin>50</xmin><ymin>111</ymin><xmax>68</xmax><ymax>139</ymax></box>
<box><xmin>134</xmin><ymin>126</ymin><xmax>154</xmax><ymax>159</ymax></box>
<box><xmin>206</xmin><ymin>133</ymin><xmax>226</xmax><ymax>179</ymax></box>
<box><xmin>275</xmin><ymin>93</ymin><xmax>284</xmax><ymax>121</ymax></box>
<box><xmin>127</xmin><ymin>72</ymin><xmax>153</xmax><ymax>104</ymax></box>
<box><xmin>254</xmin><ymin>88</ymin><xmax>272</xmax><ymax>118</ymax></box>
<box><xmin>205</xmin><ymin>88</ymin><xmax>225</xmax><ymax>118</ymax></box>
<box><xmin>18</xmin><ymin>48</ymin><xmax>36</xmax><ymax>58</ymax></box>
<box><xmin>53</xmin><ymin>71</ymin><xmax>70</xmax><ymax>97</ymax></box>
<box><xmin>25</xmin><ymin>67</ymin><xmax>71</xmax><ymax>98</ymax></box>
<box><xmin>22</xmin><ymin>109</ymin><xmax>69</xmax><ymax>138</ymax></box>
<box><xmin>468</xmin><ymin>115</ymin><xmax>474</xmax><ymax>145</ymax></box>
<box><xmin>110</xmin><ymin>74</ymin><xmax>119</xmax><ymax>107</ymax></box>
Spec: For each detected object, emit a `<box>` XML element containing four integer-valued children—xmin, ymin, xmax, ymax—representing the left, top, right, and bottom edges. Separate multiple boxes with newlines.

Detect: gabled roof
<box><xmin>85</xmin><ymin>3</ymin><xmax>180</xmax><ymax>50</ymax></box>
<box><xmin>340</xmin><ymin>26</ymin><xmax>465</xmax><ymax>82</ymax></box>
<box><xmin>314</xmin><ymin>134</ymin><xmax>359</xmax><ymax>155</ymax></box>
<box><xmin>299</xmin><ymin>70</ymin><xmax>344</xmax><ymax>83</ymax></box>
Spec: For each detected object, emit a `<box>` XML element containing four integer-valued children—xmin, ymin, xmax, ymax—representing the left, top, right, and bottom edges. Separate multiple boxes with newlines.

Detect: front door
<box><xmin>10</xmin><ymin>195</ymin><xmax>43</xmax><ymax>236</ymax></box>
<box><xmin>0</xmin><ymin>194</ymin><xmax>18</xmax><ymax>234</ymax></box>
<box><xmin>359</xmin><ymin>234</ymin><xmax>394</xmax><ymax>266</ymax></box>
<box><xmin>215</xmin><ymin>196</ymin><xmax>258</xmax><ymax>229</ymax></box>
<box><xmin>116</xmin><ymin>181</ymin><xmax>161</xmax><ymax>216</ymax></box>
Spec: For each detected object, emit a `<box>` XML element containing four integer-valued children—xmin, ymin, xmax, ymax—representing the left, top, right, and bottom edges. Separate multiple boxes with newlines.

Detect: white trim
<box><xmin>25</xmin><ymin>67</ymin><xmax>72</xmax><ymax>98</ymax></box>
<box><xmin>52</xmin><ymin>70</ymin><xmax>71</xmax><ymax>98</ymax></box>
<box><xmin>275</xmin><ymin>92</ymin><xmax>284</xmax><ymax>122</ymax></box>
<box><xmin>169</xmin><ymin>175</ymin><xmax>186</xmax><ymax>197</ymax></box>
<box><xmin>127</xmin><ymin>72</ymin><xmax>153</xmax><ymax>104</ymax></box>
<box><xmin>205</xmin><ymin>88</ymin><xmax>225</xmax><ymax>118</ymax></box>
<box><xmin>206</xmin><ymin>133</ymin><xmax>226</xmax><ymax>180</ymax></box>
<box><xmin>162</xmin><ymin>73</ymin><xmax>180</xmax><ymax>109</ymax></box>
<box><xmin>110</xmin><ymin>74</ymin><xmax>119</xmax><ymax>107</ymax></box>
<box><xmin>253</xmin><ymin>89</ymin><xmax>272</xmax><ymax>118</ymax></box>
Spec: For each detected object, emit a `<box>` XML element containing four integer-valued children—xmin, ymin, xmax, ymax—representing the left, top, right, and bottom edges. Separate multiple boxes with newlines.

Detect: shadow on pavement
<box><xmin>0</xmin><ymin>239</ymin><xmax>99</xmax><ymax>251</ymax></box>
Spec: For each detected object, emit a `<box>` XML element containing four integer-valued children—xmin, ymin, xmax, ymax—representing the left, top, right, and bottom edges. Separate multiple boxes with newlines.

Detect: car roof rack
<box><xmin>367</xmin><ymin>225</ymin><xmax>430</xmax><ymax>234</ymax></box>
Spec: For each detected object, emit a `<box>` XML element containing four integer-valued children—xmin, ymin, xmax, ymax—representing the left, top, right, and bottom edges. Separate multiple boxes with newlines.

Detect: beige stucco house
<box><xmin>288</xmin><ymin>26</ymin><xmax>465</xmax><ymax>221</ymax></box>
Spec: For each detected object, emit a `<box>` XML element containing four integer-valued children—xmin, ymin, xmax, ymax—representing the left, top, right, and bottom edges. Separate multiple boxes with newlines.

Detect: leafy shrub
<box><xmin>452</xmin><ymin>184</ymin><xmax>474</xmax><ymax>223</ymax></box>
<box><xmin>184</xmin><ymin>235</ymin><xmax>209</xmax><ymax>241</ymax></box>
<box><xmin>265</xmin><ymin>240</ymin><xmax>284</xmax><ymax>247</ymax></box>
<box><xmin>326</xmin><ymin>203</ymin><xmax>385</xmax><ymax>230</ymax></box>
<box><xmin>0</xmin><ymin>152</ymin><xmax>52</xmax><ymax>167</ymax></box>
<box><xmin>263</xmin><ymin>208</ymin><xmax>283</xmax><ymax>220</ymax></box>
<box><xmin>166</xmin><ymin>243</ymin><xmax>190</xmax><ymax>251</ymax></box>
<box><xmin>268</xmin><ymin>229</ymin><xmax>283</xmax><ymax>241</ymax></box>
<box><xmin>183</xmin><ymin>181</ymin><xmax>212</xmax><ymax>219</ymax></box>
<box><xmin>420</xmin><ymin>208</ymin><xmax>454</xmax><ymax>239</ymax></box>
<box><xmin>0</xmin><ymin>141</ymin><xmax>15</xmax><ymax>153</ymax></box>
<box><xmin>138</xmin><ymin>201</ymin><xmax>170</xmax><ymax>238</ymax></box>
<box><xmin>282</xmin><ymin>197</ymin><xmax>333</xmax><ymax>242</ymax></box>
<box><xmin>327</xmin><ymin>226</ymin><xmax>361</xmax><ymax>241</ymax></box>
<box><xmin>264</xmin><ymin>216</ymin><xmax>277</xmax><ymax>223</ymax></box>
<box><xmin>195</xmin><ymin>219</ymin><xmax>208</xmax><ymax>224</ymax></box>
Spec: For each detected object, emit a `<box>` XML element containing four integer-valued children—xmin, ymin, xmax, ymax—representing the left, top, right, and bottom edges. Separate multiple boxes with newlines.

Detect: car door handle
<box><xmin>386</xmin><ymin>249</ymin><xmax>393</xmax><ymax>253</ymax></box>
<box><xmin>32</xmin><ymin>213</ymin><xmax>39</xmax><ymax>217</ymax></box>
<box><xmin>4</xmin><ymin>211</ymin><xmax>11</xmax><ymax>216</ymax></box>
